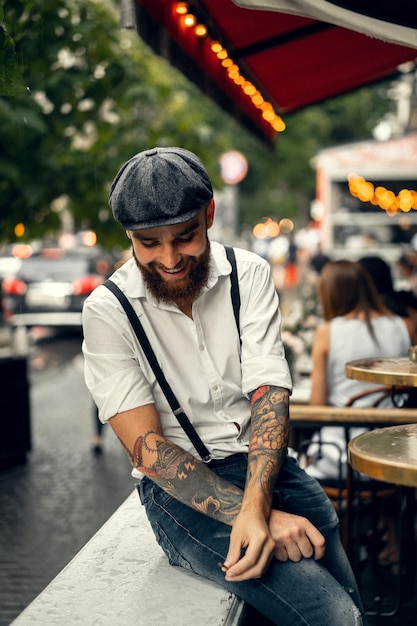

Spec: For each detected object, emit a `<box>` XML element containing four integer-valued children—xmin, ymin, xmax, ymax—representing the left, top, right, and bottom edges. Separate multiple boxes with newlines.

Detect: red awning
<box><xmin>132</xmin><ymin>0</ymin><xmax>417</xmax><ymax>143</ymax></box>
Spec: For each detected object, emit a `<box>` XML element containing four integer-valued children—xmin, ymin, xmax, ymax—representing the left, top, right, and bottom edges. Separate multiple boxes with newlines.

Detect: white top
<box><xmin>82</xmin><ymin>242</ymin><xmax>291</xmax><ymax>471</ymax></box>
<box><xmin>327</xmin><ymin>315</ymin><xmax>411</xmax><ymax>407</ymax></box>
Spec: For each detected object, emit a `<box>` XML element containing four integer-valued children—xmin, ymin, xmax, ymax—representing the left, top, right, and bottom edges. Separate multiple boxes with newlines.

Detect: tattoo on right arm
<box><xmin>131</xmin><ymin>431</ymin><xmax>243</xmax><ymax>525</ymax></box>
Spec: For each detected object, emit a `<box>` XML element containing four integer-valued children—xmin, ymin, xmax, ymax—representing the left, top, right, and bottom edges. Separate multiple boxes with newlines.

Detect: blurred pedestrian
<box><xmin>359</xmin><ymin>256</ymin><xmax>417</xmax><ymax>317</ymax></box>
<box><xmin>310</xmin><ymin>243</ymin><xmax>330</xmax><ymax>275</ymax></box>
<box><xmin>359</xmin><ymin>254</ymin><xmax>417</xmax><ymax>337</ymax></box>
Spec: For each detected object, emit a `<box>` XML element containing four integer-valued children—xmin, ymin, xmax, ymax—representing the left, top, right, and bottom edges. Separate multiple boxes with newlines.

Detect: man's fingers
<box><xmin>306</xmin><ymin>525</ymin><xmax>326</xmax><ymax>560</ymax></box>
<box><xmin>269</xmin><ymin>512</ymin><xmax>326</xmax><ymax>563</ymax></box>
<box><xmin>225</xmin><ymin>542</ymin><xmax>274</xmax><ymax>581</ymax></box>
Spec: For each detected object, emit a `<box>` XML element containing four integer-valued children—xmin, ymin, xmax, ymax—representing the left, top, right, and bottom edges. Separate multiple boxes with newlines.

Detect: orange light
<box><xmin>262</xmin><ymin>110</ymin><xmax>275</xmax><ymax>122</ymax></box>
<box><xmin>81</xmin><ymin>230</ymin><xmax>97</xmax><ymax>247</ymax></box>
<box><xmin>195</xmin><ymin>24</ymin><xmax>207</xmax><ymax>37</ymax></box>
<box><xmin>265</xmin><ymin>220</ymin><xmax>280</xmax><ymax>238</ymax></box>
<box><xmin>252</xmin><ymin>94</ymin><xmax>264</xmax><ymax>106</ymax></box>
<box><xmin>210</xmin><ymin>41</ymin><xmax>223</xmax><ymax>54</ymax></box>
<box><xmin>175</xmin><ymin>2</ymin><xmax>188</xmax><ymax>15</ymax></box>
<box><xmin>14</xmin><ymin>223</ymin><xmax>25</xmax><ymax>237</ymax></box>
<box><xmin>253</xmin><ymin>223</ymin><xmax>268</xmax><ymax>239</ymax></box>
<box><xmin>184</xmin><ymin>13</ymin><xmax>196</xmax><ymax>27</ymax></box>
<box><xmin>217</xmin><ymin>49</ymin><xmax>228</xmax><ymax>60</ymax></box>
<box><xmin>349</xmin><ymin>175</ymin><xmax>417</xmax><ymax>213</ymax></box>
<box><xmin>272</xmin><ymin>117</ymin><xmax>286</xmax><ymax>132</ymax></box>
<box><xmin>243</xmin><ymin>83</ymin><xmax>256</xmax><ymax>96</ymax></box>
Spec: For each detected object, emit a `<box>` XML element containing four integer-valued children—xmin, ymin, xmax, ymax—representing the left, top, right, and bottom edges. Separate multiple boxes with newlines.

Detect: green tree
<box><xmin>0</xmin><ymin>0</ymin><xmax>241</xmax><ymax>247</ymax></box>
<box><xmin>0</xmin><ymin>0</ymin><xmax>393</xmax><ymax>248</ymax></box>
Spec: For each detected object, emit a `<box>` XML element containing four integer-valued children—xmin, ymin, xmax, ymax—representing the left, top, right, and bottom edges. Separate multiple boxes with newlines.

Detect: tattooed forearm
<box><xmin>249</xmin><ymin>385</ymin><xmax>289</xmax><ymax>453</ymax></box>
<box><xmin>131</xmin><ymin>431</ymin><xmax>243</xmax><ymax>525</ymax></box>
<box><xmin>247</xmin><ymin>385</ymin><xmax>290</xmax><ymax>502</ymax></box>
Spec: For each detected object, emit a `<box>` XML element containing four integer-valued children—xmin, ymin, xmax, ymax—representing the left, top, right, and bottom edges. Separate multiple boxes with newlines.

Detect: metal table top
<box><xmin>348</xmin><ymin>423</ymin><xmax>417</xmax><ymax>487</ymax></box>
<box><xmin>345</xmin><ymin>357</ymin><xmax>417</xmax><ymax>387</ymax></box>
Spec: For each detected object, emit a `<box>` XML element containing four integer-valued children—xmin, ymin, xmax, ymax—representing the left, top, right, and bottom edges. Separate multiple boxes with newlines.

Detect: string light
<box><xmin>184</xmin><ymin>13</ymin><xmax>196</xmax><ymax>27</ymax></box>
<box><xmin>175</xmin><ymin>2</ymin><xmax>188</xmax><ymax>15</ymax></box>
<box><xmin>195</xmin><ymin>24</ymin><xmax>207</xmax><ymax>37</ymax></box>
<box><xmin>173</xmin><ymin>1</ymin><xmax>285</xmax><ymax>134</ymax></box>
<box><xmin>348</xmin><ymin>174</ymin><xmax>417</xmax><ymax>214</ymax></box>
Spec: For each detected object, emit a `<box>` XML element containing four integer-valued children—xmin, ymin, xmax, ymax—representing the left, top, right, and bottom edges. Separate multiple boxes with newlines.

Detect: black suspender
<box><xmin>103</xmin><ymin>245</ymin><xmax>240</xmax><ymax>462</ymax></box>
<box><xmin>225</xmin><ymin>246</ymin><xmax>241</xmax><ymax>341</ymax></box>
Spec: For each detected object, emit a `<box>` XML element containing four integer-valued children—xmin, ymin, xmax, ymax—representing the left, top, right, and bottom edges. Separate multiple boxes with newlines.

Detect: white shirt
<box><xmin>82</xmin><ymin>241</ymin><xmax>291</xmax><ymax>467</ymax></box>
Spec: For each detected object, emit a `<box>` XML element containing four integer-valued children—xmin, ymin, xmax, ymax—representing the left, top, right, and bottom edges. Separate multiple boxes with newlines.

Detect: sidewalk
<box><xmin>0</xmin><ymin>346</ymin><xmax>133</xmax><ymax>626</ymax></box>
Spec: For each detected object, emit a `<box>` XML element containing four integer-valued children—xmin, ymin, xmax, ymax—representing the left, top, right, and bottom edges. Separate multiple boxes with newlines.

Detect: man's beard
<box><xmin>133</xmin><ymin>241</ymin><xmax>211</xmax><ymax>305</ymax></box>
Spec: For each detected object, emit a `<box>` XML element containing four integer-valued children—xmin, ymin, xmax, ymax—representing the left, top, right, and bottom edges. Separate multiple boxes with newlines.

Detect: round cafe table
<box><xmin>348</xmin><ymin>423</ymin><xmax>417</xmax><ymax>487</ymax></box>
<box><xmin>345</xmin><ymin>357</ymin><xmax>417</xmax><ymax>387</ymax></box>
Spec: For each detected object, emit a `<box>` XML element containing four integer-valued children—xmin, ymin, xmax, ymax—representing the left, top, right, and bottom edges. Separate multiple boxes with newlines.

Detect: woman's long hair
<box><xmin>318</xmin><ymin>260</ymin><xmax>391</xmax><ymax>344</ymax></box>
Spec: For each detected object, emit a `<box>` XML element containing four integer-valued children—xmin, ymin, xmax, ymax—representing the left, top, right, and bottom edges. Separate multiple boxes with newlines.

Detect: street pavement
<box><xmin>0</xmin><ymin>330</ymin><xmax>416</xmax><ymax>626</ymax></box>
<box><xmin>0</xmin><ymin>332</ymin><xmax>134</xmax><ymax>626</ymax></box>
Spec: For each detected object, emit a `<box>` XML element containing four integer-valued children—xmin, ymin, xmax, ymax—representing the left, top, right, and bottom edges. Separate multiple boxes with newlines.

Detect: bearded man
<box><xmin>82</xmin><ymin>147</ymin><xmax>367</xmax><ymax>626</ymax></box>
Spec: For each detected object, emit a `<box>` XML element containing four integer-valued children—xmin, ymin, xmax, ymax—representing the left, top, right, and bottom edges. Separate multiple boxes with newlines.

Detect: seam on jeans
<box><xmin>149</xmin><ymin>484</ymin><xmax>228</xmax><ymax>564</ymax></box>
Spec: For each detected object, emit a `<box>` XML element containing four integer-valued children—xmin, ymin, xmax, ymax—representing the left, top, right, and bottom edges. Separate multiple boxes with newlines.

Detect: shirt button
<box><xmin>212</xmin><ymin>385</ymin><xmax>218</xmax><ymax>391</ymax></box>
<box><xmin>199</xmin><ymin>344</ymin><xmax>205</xmax><ymax>351</ymax></box>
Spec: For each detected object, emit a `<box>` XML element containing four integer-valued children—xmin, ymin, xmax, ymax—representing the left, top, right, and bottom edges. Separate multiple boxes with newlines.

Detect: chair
<box><xmin>294</xmin><ymin>386</ymin><xmax>416</xmax><ymax>617</ymax></box>
<box><xmin>298</xmin><ymin>386</ymin><xmax>397</xmax><ymax>555</ymax></box>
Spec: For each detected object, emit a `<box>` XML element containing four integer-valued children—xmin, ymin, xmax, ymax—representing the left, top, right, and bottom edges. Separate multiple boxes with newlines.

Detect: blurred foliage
<box><xmin>0</xmin><ymin>0</ymin><xmax>394</xmax><ymax>250</ymax></box>
<box><xmin>0</xmin><ymin>2</ymin><xmax>25</xmax><ymax>96</ymax></box>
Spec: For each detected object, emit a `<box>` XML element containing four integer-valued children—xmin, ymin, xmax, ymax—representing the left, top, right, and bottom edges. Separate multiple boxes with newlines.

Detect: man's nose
<box><xmin>160</xmin><ymin>244</ymin><xmax>181</xmax><ymax>269</ymax></box>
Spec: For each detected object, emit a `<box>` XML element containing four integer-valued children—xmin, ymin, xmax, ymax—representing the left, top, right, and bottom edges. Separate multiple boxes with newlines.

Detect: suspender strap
<box><xmin>224</xmin><ymin>246</ymin><xmax>241</xmax><ymax>342</ymax></box>
<box><xmin>103</xmin><ymin>279</ymin><xmax>212</xmax><ymax>462</ymax></box>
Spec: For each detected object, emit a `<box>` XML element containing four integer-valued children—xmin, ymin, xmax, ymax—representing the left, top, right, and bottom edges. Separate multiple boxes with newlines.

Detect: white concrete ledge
<box><xmin>11</xmin><ymin>490</ymin><xmax>246</xmax><ymax>626</ymax></box>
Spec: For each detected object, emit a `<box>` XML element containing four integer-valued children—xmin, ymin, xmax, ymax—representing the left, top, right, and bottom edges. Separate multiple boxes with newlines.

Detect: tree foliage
<box><xmin>0</xmin><ymin>0</ymin><xmax>394</xmax><ymax>249</ymax></box>
<box><xmin>0</xmin><ymin>0</ymin><xmax>242</xmax><ymax>246</ymax></box>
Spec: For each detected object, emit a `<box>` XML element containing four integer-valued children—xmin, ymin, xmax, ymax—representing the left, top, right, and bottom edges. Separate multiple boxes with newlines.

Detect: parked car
<box><xmin>2</xmin><ymin>247</ymin><xmax>113</xmax><ymax>329</ymax></box>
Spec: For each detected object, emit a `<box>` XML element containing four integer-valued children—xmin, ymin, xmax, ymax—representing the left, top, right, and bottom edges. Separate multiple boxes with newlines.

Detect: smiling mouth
<box><xmin>159</xmin><ymin>264</ymin><xmax>188</xmax><ymax>280</ymax></box>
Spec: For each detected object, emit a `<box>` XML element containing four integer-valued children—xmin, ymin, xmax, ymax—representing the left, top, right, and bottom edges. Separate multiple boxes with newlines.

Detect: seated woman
<box><xmin>306</xmin><ymin>260</ymin><xmax>417</xmax><ymax>564</ymax></box>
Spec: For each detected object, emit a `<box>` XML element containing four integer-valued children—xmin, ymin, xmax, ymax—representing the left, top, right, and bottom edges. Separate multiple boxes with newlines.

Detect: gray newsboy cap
<box><xmin>109</xmin><ymin>147</ymin><xmax>213</xmax><ymax>230</ymax></box>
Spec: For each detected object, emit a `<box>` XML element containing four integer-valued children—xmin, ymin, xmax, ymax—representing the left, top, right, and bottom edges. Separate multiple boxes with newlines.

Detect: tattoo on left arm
<box><xmin>247</xmin><ymin>385</ymin><xmax>290</xmax><ymax>501</ymax></box>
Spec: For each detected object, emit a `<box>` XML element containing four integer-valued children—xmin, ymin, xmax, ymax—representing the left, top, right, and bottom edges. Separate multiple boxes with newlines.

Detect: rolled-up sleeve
<box><xmin>82</xmin><ymin>290</ymin><xmax>154</xmax><ymax>422</ymax></box>
<box><xmin>238</xmin><ymin>255</ymin><xmax>292</xmax><ymax>395</ymax></box>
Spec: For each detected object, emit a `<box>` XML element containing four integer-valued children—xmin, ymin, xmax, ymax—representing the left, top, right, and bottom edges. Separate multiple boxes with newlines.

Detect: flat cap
<box><xmin>109</xmin><ymin>147</ymin><xmax>213</xmax><ymax>230</ymax></box>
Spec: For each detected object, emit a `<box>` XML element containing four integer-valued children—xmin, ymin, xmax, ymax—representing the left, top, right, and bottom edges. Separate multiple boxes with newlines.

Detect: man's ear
<box><xmin>206</xmin><ymin>199</ymin><xmax>215</xmax><ymax>229</ymax></box>
<box><xmin>126</xmin><ymin>231</ymin><xmax>131</xmax><ymax>239</ymax></box>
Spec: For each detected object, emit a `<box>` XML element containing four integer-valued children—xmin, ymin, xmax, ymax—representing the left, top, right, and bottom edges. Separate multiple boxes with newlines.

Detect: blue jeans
<box><xmin>137</xmin><ymin>454</ymin><xmax>367</xmax><ymax>626</ymax></box>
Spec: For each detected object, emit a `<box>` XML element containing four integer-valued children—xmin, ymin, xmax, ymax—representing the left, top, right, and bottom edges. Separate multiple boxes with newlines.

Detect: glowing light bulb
<box><xmin>195</xmin><ymin>24</ymin><xmax>207</xmax><ymax>37</ymax></box>
<box><xmin>175</xmin><ymin>2</ymin><xmax>188</xmax><ymax>15</ymax></box>
<box><xmin>184</xmin><ymin>13</ymin><xmax>196</xmax><ymax>27</ymax></box>
<box><xmin>210</xmin><ymin>41</ymin><xmax>223</xmax><ymax>53</ymax></box>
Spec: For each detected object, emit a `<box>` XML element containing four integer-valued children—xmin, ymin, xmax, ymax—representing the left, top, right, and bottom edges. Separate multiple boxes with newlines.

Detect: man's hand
<box><xmin>221</xmin><ymin>509</ymin><xmax>276</xmax><ymax>582</ymax></box>
<box><xmin>269</xmin><ymin>509</ymin><xmax>326</xmax><ymax>562</ymax></box>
